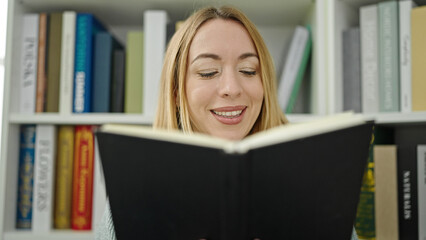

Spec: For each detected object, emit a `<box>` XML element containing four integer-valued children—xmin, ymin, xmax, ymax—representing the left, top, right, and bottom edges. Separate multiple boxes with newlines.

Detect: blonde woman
<box><xmin>96</xmin><ymin>6</ymin><xmax>358</xmax><ymax>240</ymax></box>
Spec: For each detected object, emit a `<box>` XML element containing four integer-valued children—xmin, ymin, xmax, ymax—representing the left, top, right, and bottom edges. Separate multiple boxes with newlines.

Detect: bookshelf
<box><xmin>0</xmin><ymin>0</ymin><xmax>326</xmax><ymax>239</ymax></box>
<box><xmin>2</xmin><ymin>0</ymin><xmax>426</xmax><ymax>239</ymax></box>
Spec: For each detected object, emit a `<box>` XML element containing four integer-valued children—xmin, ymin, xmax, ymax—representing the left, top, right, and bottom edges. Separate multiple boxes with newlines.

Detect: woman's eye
<box><xmin>240</xmin><ymin>70</ymin><xmax>257</xmax><ymax>76</ymax></box>
<box><xmin>198</xmin><ymin>71</ymin><xmax>218</xmax><ymax>78</ymax></box>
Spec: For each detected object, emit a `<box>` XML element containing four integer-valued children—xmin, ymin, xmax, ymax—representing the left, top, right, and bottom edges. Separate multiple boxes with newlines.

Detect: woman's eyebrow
<box><xmin>191</xmin><ymin>53</ymin><xmax>221</xmax><ymax>64</ymax></box>
<box><xmin>239</xmin><ymin>52</ymin><xmax>259</xmax><ymax>60</ymax></box>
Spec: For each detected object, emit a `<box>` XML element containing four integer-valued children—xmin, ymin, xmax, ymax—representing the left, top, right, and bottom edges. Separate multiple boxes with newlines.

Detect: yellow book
<box><xmin>411</xmin><ymin>6</ymin><xmax>426</xmax><ymax>111</ymax></box>
<box><xmin>125</xmin><ymin>31</ymin><xmax>144</xmax><ymax>113</ymax></box>
<box><xmin>54</xmin><ymin>125</ymin><xmax>75</xmax><ymax>229</ymax></box>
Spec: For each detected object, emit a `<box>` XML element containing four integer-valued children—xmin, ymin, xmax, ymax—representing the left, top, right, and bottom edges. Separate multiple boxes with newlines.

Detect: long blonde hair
<box><xmin>154</xmin><ymin>6</ymin><xmax>288</xmax><ymax>135</ymax></box>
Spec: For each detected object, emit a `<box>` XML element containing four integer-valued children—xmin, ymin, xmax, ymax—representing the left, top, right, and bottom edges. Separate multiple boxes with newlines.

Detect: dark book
<box><xmin>92</xmin><ymin>32</ymin><xmax>123</xmax><ymax>112</ymax></box>
<box><xmin>395</xmin><ymin>126</ymin><xmax>426</xmax><ymax>240</ymax></box>
<box><xmin>342</xmin><ymin>27</ymin><xmax>361</xmax><ymax>113</ymax></box>
<box><xmin>96</xmin><ymin>113</ymin><xmax>373</xmax><ymax>240</ymax></box>
<box><xmin>110</xmin><ymin>49</ymin><xmax>125</xmax><ymax>113</ymax></box>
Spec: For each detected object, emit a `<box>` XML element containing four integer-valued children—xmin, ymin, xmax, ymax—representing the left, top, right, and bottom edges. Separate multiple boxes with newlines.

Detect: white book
<box><xmin>360</xmin><ymin>4</ymin><xmax>379</xmax><ymax>113</ymax></box>
<box><xmin>32</xmin><ymin>125</ymin><xmax>57</xmax><ymax>232</ymax></box>
<box><xmin>418</xmin><ymin>145</ymin><xmax>426</xmax><ymax>240</ymax></box>
<box><xmin>92</xmin><ymin>135</ymin><xmax>107</xmax><ymax>231</ymax></box>
<box><xmin>399</xmin><ymin>1</ymin><xmax>416</xmax><ymax>113</ymax></box>
<box><xmin>59</xmin><ymin>11</ymin><xmax>76</xmax><ymax>115</ymax></box>
<box><xmin>277</xmin><ymin>26</ymin><xmax>309</xmax><ymax>111</ymax></box>
<box><xmin>143</xmin><ymin>10</ymin><xmax>168</xmax><ymax>118</ymax></box>
<box><xmin>20</xmin><ymin>14</ymin><xmax>39</xmax><ymax>113</ymax></box>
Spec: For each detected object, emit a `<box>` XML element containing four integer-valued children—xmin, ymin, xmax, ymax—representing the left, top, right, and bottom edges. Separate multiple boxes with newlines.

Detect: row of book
<box><xmin>354</xmin><ymin>126</ymin><xmax>426</xmax><ymax>240</ymax></box>
<box><xmin>16</xmin><ymin>124</ymin><xmax>106</xmax><ymax>231</ymax></box>
<box><xmin>343</xmin><ymin>0</ymin><xmax>426</xmax><ymax>114</ymax></box>
<box><xmin>19</xmin><ymin>10</ymin><xmax>168</xmax><ymax>116</ymax></box>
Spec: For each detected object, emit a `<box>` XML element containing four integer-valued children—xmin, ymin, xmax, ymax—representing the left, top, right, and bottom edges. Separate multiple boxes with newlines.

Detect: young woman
<box><xmin>96</xmin><ymin>6</ymin><xmax>358</xmax><ymax>240</ymax></box>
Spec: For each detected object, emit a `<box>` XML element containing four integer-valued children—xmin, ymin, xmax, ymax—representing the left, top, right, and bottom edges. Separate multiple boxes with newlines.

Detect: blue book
<box><xmin>92</xmin><ymin>32</ymin><xmax>123</xmax><ymax>112</ymax></box>
<box><xmin>16</xmin><ymin>125</ymin><xmax>36</xmax><ymax>229</ymax></box>
<box><xmin>73</xmin><ymin>13</ymin><xmax>106</xmax><ymax>113</ymax></box>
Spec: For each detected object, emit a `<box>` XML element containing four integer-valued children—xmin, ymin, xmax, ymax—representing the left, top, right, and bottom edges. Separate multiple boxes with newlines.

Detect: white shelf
<box><xmin>8</xmin><ymin>113</ymin><xmax>153</xmax><ymax>125</ymax></box>
<box><xmin>4</xmin><ymin>230</ymin><xmax>93</xmax><ymax>240</ymax></box>
<box><xmin>364</xmin><ymin>112</ymin><xmax>426</xmax><ymax>125</ymax></box>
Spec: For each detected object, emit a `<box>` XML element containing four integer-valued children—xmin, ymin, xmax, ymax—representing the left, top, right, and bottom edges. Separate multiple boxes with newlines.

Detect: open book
<box><xmin>96</xmin><ymin>113</ymin><xmax>373</xmax><ymax>240</ymax></box>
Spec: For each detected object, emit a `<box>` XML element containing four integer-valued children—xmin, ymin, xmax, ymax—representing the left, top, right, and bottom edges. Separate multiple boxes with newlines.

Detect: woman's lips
<box><xmin>210</xmin><ymin>106</ymin><xmax>247</xmax><ymax>125</ymax></box>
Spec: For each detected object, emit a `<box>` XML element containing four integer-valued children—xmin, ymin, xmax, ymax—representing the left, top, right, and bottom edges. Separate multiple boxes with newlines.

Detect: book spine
<box><xmin>378</xmin><ymin>1</ymin><xmax>400</xmax><ymax>112</ymax></box>
<box><xmin>342</xmin><ymin>27</ymin><xmax>361</xmax><ymax>113</ymax></box>
<box><xmin>373</xmin><ymin>145</ymin><xmax>399</xmax><ymax>240</ymax></box>
<box><xmin>72</xmin><ymin>125</ymin><xmax>95</xmax><ymax>230</ymax></box>
<box><xmin>277</xmin><ymin>26</ymin><xmax>308</xmax><ymax>111</ymax></box>
<box><xmin>418</xmin><ymin>145</ymin><xmax>426</xmax><ymax>240</ymax></box>
<box><xmin>285</xmin><ymin>25</ymin><xmax>312</xmax><ymax>114</ymax></box>
<box><xmin>399</xmin><ymin>0</ymin><xmax>415</xmax><ymax>113</ymax></box>
<box><xmin>111</xmin><ymin>49</ymin><xmax>125</xmax><ymax>112</ymax></box>
<box><xmin>46</xmin><ymin>12</ymin><xmax>63</xmax><ymax>112</ymax></box>
<box><xmin>92</xmin><ymin>134</ymin><xmax>107</xmax><ymax>232</ymax></box>
<box><xmin>124</xmin><ymin>31</ymin><xmax>144</xmax><ymax>113</ymax></box>
<box><xmin>35</xmin><ymin>13</ymin><xmax>48</xmax><ymax>113</ymax></box>
<box><xmin>16</xmin><ymin>125</ymin><xmax>36</xmax><ymax>229</ymax></box>
<box><xmin>411</xmin><ymin>6</ymin><xmax>426</xmax><ymax>112</ymax></box>
<box><xmin>143</xmin><ymin>10</ymin><xmax>167</xmax><ymax>117</ymax></box>
<box><xmin>92</xmin><ymin>32</ymin><xmax>113</xmax><ymax>112</ymax></box>
<box><xmin>59</xmin><ymin>11</ymin><xmax>76</xmax><ymax>115</ymax></box>
<box><xmin>19</xmin><ymin>14</ymin><xmax>39</xmax><ymax>114</ymax></box>
<box><xmin>32</xmin><ymin>124</ymin><xmax>57</xmax><ymax>232</ymax></box>
<box><xmin>360</xmin><ymin>4</ymin><xmax>379</xmax><ymax>114</ymax></box>
<box><xmin>54</xmin><ymin>125</ymin><xmax>74</xmax><ymax>229</ymax></box>
<box><xmin>73</xmin><ymin>14</ymin><xmax>93</xmax><ymax>113</ymax></box>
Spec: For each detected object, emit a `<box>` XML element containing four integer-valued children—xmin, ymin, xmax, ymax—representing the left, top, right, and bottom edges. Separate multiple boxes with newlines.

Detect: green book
<box><xmin>285</xmin><ymin>25</ymin><xmax>312</xmax><ymax>114</ymax></box>
<box><xmin>46</xmin><ymin>13</ymin><xmax>63</xmax><ymax>112</ymax></box>
<box><xmin>125</xmin><ymin>31</ymin><xmax>144</xmax><ymax>113</ymax></box>
<box><xmin>378</xmin><ymin>1</ymin><xmax>400</xmax><ymax>112</ymax></box>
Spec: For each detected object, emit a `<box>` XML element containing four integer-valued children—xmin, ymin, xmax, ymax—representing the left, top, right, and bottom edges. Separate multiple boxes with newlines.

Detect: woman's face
<box><xmin>185</xmin><ymin>19</ymin><xmax>264</xmax><ymax>140</ymax></box>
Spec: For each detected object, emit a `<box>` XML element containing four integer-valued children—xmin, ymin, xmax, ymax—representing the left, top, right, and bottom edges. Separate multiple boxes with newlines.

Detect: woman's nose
<box><xmin>217</xmin><ymin>69</ymin><xmax>242</xmax><ymax>98</ymax></box>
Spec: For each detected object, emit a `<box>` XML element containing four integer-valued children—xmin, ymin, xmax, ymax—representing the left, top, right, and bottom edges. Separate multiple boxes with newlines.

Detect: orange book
<box><xmin>36</xmin><ymin>13</ymin><xmax>48</xmax><ymax>112</ymax></box>
<box><xmin>54</xmin><ymin>126</ymin><xmax>74</xmax><ymax>229</ymax></box>
<box><xmin>71</xmin><ymin>125</ymin><xmax>95</xmax><ymax>230</ymax></box>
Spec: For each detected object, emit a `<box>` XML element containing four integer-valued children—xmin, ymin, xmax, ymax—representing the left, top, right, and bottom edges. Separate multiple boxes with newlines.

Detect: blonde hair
<box><xmin>153</xmin><ymin>6</ymin><xmax>288</xmax><ymax>135</ymax></box>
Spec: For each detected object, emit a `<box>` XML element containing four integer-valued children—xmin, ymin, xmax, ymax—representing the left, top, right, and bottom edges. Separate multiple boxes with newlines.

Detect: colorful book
<box><xmin>46</xmin><ymin>12</ymin><xmax>63</xmax><ymax>113</ymax></box>
<box><xmin>143</xmin><ymin>10</ymin><xmax>168</xmax><ymax>117</ymax></box>
<box><xmin>72</xmin><ymin>125</ymin><xmax>95</xmax><ymax>230</ymax></box>
<box><xmin>378</xmin><ymin>1</ymin><xmax>400</xmax><ymax>112</ymax></box>
<box><xmin>360</xmin><ymin>4</ymin><xmax>379</xmax><ymax>114</ymax></box>
<box><xmin>16</xmin><ymin>125</ymin><xmax>36</xmax><ymax>229</ymax></box>
<box><xmin>411</xmin><ymin>5</ymin><xmax>426</xmax><ymax>112</ymax></box>
<box><xmin>54</xmin><ymin>125</ymin><xmax>74</xmax><ymax>229</ymax></box>
<box><xmin>32</xmin><ymin>124</ymin><xmax>57</xmax><ymax>232</ymax></box>
<box><xmin>59</xmin><ymin>11</ymin><xmax>76</xmax><ymax>115</ymax></box>
<box><xmin>92</xmin><ymin>32</ymin><xmax>123</xmax><ymax>112</ymax></box>
<box><xmin>35</xmin><ymin>13</ymin><xmax>48</xmax><ymax>113</ymax></box>
<box><xmin>399</xmin><ymin>0</ymin><xmax>416</xmax><ymax>113</ymax></box>
<box><xmin>374</xmin><ymin>145</ymin><xmax>399</xmax><ymax>240</ymax></box>
<box><xmin>111</xmin><ymin>49</ymin><xmax>125</xmax><ymax>113</ymax></box>
<box><xmin>417</xmin><ymin>145</ymin><xmax>426</xmax><ymax>240</ymax></box>
<box><xmin>124</xmin><ymin>31</ymin><xmax>143</xmax><ymax>113</ymax></box>
<box><xmin>342</xmin><ymin>27</ymin><xmax>361</xmax><ymax>113</ymax></box>
<box><xmin>19</xmin><ymin>14</ymin><xmax>39</xmax><ymax>114</ymax></box>
<box><xmin>73</xmin><ymin>13</ymin><xmax>106</xmax><ymax>113</ymax></box>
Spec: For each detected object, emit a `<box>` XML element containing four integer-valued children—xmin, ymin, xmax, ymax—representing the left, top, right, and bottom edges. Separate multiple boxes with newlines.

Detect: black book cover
<box><xmin>96</xmin><ymin>115</ymin><xmax>373</xmax><ymax>240</ymax></box>
<box><xmin>395</xmin><ymin>126</ymin><xmax>426</xmax><ymax>240</ymax></box>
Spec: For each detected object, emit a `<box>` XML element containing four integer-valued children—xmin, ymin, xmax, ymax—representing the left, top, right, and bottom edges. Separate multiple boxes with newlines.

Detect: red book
<box><xmin>36</xmin><ymin>13</ymin><xmax>48</xmax><ymax>112</ymax></box>
<box><xmin>71</xmin><ymin>125</ymin><xmax>95</xmax><ymax>230</ymax></box>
